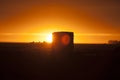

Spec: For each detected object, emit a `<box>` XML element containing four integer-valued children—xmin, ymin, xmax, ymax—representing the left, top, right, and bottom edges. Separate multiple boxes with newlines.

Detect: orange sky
<box><xmin>0</xmin><ymin>0</ymin><xmax>120</xmax><ymax>43</ymax></box>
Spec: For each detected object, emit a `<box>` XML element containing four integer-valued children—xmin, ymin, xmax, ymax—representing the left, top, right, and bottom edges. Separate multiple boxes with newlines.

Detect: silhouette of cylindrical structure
<box><xmin>52</xmin><ymin>32</ymin><xmax>74</xmax><ymax>54</ymax></box>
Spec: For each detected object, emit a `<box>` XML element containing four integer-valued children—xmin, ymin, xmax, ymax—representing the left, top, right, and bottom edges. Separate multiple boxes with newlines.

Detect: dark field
<box><xmin>1</xmin><ymin>43</ymin><xmax>120</xmax><ymax>80</ymax></box>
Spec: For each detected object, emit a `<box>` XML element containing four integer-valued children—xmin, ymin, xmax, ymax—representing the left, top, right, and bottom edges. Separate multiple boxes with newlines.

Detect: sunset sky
<box><xmin>0</xmin><ymin>0</ymin><xmax>120</xmax><ymax>43</ymax></box>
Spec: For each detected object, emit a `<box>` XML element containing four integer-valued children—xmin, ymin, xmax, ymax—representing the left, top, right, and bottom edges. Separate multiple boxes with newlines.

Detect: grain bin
<box><xmin>52</xmin><ymin>32</ymin><xmax>74</xmax><ymax>53</ymax></box>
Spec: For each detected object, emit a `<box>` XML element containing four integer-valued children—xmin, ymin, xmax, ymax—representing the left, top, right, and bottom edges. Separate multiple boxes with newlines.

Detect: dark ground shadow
<box><xmin>1</xmin><ymin>43</ymin><xmax>120</xmax><ymax>80</ymax></box>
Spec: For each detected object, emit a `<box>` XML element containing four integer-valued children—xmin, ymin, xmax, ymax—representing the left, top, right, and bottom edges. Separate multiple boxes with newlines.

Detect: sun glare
<box><xmin>46</xmin><ymin>34</ymin><xmax>52</xmax><ymax>43</ymax></box>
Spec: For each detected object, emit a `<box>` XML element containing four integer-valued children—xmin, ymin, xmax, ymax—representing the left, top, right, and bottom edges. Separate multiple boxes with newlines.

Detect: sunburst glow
<box><xmin>46</xmin><ymin>34</ymin><xmax>52</xmax><ymax>43</ymax></box>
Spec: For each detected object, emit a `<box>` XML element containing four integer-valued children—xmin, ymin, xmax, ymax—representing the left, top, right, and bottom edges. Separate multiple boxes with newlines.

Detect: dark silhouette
<box><xmin>52</xmin><ymin>32</ymin><xmax>74</xmax><ymax>56</ymax></box>
<box><xmin>1</xmin><ymin>41</ymin><xmax>120</xmax><ymax>80</ymax></box>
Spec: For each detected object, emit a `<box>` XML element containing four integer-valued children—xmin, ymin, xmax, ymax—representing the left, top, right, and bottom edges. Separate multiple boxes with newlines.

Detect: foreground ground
<box><xmin>1</xmin><ymin>43</ymin><xmax>120</xmax><ymax>80</ymax></box>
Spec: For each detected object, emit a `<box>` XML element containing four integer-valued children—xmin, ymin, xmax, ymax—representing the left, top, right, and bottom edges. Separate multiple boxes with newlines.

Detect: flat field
<box><xmin>1</xmin><ymin>43</ymin><xmax>120</xmax><ymax>80</ymax></box>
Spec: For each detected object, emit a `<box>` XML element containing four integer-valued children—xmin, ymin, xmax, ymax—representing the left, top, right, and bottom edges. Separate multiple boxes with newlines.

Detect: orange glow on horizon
<box><xmin>0</xmin><ymin>1</ymin><xmax>120</xmax><ymax>43</ymax></box>
<box><xmin>0</xmin><ymin>32</ymin><xmax>120</xmax><ymax>43</ymax></box>
<box><xmin>46</xmin><ymin>34</ymin><xmax>52</xmax><ymax>43</ymax></box>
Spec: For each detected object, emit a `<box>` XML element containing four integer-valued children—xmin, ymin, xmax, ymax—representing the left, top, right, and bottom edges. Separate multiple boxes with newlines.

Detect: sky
<box><xmin>0</xmin><ymin>0</ymin><xmax>120</xmax><ymax>43</ymax></box>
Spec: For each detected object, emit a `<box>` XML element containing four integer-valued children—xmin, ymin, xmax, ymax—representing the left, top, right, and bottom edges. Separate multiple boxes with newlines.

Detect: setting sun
<box><xmin>46</xmin><ymin>34</ymin><xmax>52</xmax><ymax>43</ymax></box>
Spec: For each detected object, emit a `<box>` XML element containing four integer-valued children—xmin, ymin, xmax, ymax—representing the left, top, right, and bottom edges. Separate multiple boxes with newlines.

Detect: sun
<box><xmin>46</xmin><ymin>34</ymin><xmax>52</xmax><ymax>43</ymax></box>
